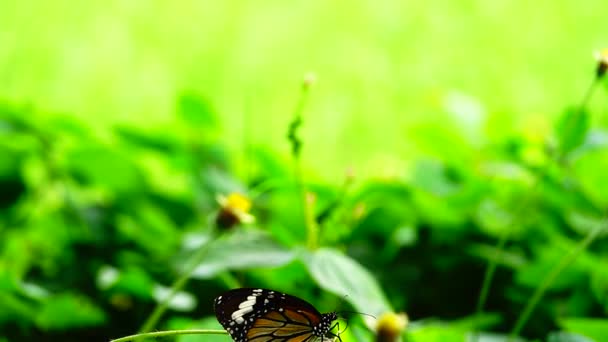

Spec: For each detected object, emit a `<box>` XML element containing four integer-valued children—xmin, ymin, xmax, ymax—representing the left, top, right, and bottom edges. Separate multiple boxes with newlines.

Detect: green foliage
<box><xmin>560</xmin><ymin>318</ymin><xmax>608</xmax><ymax>342</ymax></box>
<box><xmin>1</xmin><ymin>3</ymin><xmax>608</xmax><ymax>342</ymax></box>
<box><xmin>303</xmin><ymin>248</ymin><xmax>391</xmax><ymax>318</ymax></box>
<box><xmin>35</xmin><ymin>293</ymin><xmax>106</xmax><ymax>330</ymax></box>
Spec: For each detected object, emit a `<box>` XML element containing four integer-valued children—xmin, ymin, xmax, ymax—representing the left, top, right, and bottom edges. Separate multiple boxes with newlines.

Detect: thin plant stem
<box><xmin>473</xmin><ymin>71</ymin><xmax>600</xmax><ymax>340</ymax></box>
<box><xmin>471</xmin><ymin>180</ymin><xmax>540</xmax><ymax>339</ymax></box>
<box><xmin>138</xmin><ymin>237</ymin><xmax>215</xmax><ymax>334</ymax></box>
<box><xmin>111</xmin><ymin>329</ymin><xmax>226</xmax><ymax>342</ymax></box>
<box><xmin>287</xmin><ymin>74</ymin><xmax>317</xmax><ymax>249</ymax></box>
<box><xmin>509</xmin><ymin>223</ymin><xmax>606</xmax><ymax>339</ymax></box>
<box><xmin>243</xmin><ymin>93</ymin><xmax>253</xmax><ymax>185</ymax></box>
<box><xmin>507</xmin><ymin>72</ymin><xmax>602</xmax><ymax>339</ymax></box>
<box><xmin>578</xmin><ymin>78</ymin><xmax>599</xmax><ymax>113</ymax></box>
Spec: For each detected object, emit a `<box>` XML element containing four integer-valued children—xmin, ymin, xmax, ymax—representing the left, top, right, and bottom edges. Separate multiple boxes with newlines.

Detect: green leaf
<box><xmin>573</xmin><ymin>149</ymin><xmax>608</xmax><ymax>207</ymax></box>
<box><xmin>560</xmin><ymin>318</ymin><xmax>608</xmax><ymax>342</ymax></box>
<box><xmin>301</xmin><ymin>248</ymin><xmax>391</xmax><ymax>317</ymax></box>
<box><xmin>65</xmin><ymin>144</ymin><xmax>144</xmax><ymax>194</ymax></box>
<box><xmin>591</xmin><ymin>267</ymin><xmax>608</xmax><ymax>313</ymax></box>
<box><xmin>555</xmin><ymin>107</ymin><xmax>589</xmax><ymax>155</ymax></box>
<box><xmin>450</xmin><ymin>312</ymin><xmax>503</xmax><ymax>331</ymax></box>
<box><xmin>189</xmin><ymin>230</ymin><xmax>295</xmax><ymax>279</ymax></box>
<box><xmin>411</xmin><ymin>159</ymin><xmax>460</xmax><ymax>196</ymax></box>
<box><xmin>97</xmin><ymin>265</ymin><xmax>154</xmax><ymax>300</ymax></box>
<box><xmin>153</xmin><ymin>285</ymin><xmax>197</xmax><ymax>312</ymax></box>
<box><xmin>116</xmin><ymin>203</ymin><xmax>180</xmax><ymax>257</ymax></box>
<box><xmin>547</xmin><ymin>331</ymin><xmax>595</xmax><ymax>342</ymax></box>
<box><xmin>35</xmin><ymin>293</ymin><xmax>107</xmax><ymax>330</ymax></box>
<box><xmin>115</xmin><ymin>125</ymin><xmax>179</xmax><ymax>152</ymax></box>
<box><xmin>0</xmin><ymin>292</ymin><xmax>37</xmax><ymax>325</ymax></box>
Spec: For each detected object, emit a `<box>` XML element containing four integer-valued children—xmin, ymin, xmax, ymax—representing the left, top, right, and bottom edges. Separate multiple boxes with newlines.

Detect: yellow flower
<box><xmin>375</xmin><ymin>312</ymin><xmax>409</xmax><ymax>342</ymax></box>
<box><xmin>215</xmin><ymin>192</ymin><xmax>255</xmax><ymax>229</ymax></box>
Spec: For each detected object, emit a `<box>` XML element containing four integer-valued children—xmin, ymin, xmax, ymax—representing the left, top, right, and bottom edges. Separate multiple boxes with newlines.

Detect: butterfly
<box><xmin>213</xmin><ymin>288</ymin><xmax>340</xmax><ymax>342</ymax></box>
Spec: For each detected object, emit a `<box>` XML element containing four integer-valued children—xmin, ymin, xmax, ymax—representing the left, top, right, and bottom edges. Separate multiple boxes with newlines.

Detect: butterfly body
<box><xmin>214</xmin><ymin>288</ymin><xmax>338</xmax><ymax>342</ymax></box>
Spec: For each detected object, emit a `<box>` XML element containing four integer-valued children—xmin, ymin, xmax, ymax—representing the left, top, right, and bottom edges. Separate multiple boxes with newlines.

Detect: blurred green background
<box><xmin>1</xmin><ymin>1</ymin><xmax>608</xmax><ymax>341</ymax></box>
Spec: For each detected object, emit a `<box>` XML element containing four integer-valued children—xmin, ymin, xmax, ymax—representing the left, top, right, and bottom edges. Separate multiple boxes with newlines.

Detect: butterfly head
<box><xmin>314</xmin><ymin>312</ymin><xmax>338</xmax><ymax>336</ymax></box>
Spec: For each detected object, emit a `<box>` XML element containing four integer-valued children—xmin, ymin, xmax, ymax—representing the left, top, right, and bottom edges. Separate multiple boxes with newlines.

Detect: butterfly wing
<box><xmin>246</xmin><ymin>306</ymin><xmax>323</xmax><ymax>342</ymax></box>
<box><xmin>214</xmin><ymin>288</ymin><xmax>326</xmax><ymax>342</ymax></box>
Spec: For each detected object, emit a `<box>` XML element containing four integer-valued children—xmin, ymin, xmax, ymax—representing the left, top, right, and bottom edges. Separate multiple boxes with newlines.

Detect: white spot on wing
<box><xmin>238</xmin><ymin>295</ymin><xmax>257</xmax><ymax>309</ymax></box>
<box><xmin>231</xmin><ymin>301</ymin><xmax>255</xmax><ymax>324</ymax></box>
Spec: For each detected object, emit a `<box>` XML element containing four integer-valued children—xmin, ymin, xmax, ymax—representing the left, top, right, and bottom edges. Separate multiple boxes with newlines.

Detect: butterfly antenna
<box><xmin>337</xmin><ymin>310</ymin><xmax>377</xmax><ymax>320</ymax></box>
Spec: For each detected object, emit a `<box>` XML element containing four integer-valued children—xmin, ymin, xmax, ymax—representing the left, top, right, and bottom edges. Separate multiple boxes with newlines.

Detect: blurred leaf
<box><xmin>555</xmin><ymin>108</ymin><xmax>589</xmax><ymax>155</ymax></box>
<box><xmin>248</xmin><ymin>147</ymin><xmax>291</xmax><ymax>180</ymax></box>
<box><xmin>153</xmin><ymin>285</ymin><xmax>197</xmax><ymax>312</ymax></box>
<box><xmin>115</xmin><ymin>125</ymin><xmax>179</xmax><ymax>152</ymax></box>
<box><xmin>65</xmin><ymin>144</ymin><xmax>144</xmax><ymax>194</ymax></box>
<box><xmin>573</xmin><ymin>149</ymin><xmax>608</xmax><ymax>207</ymax></box>
<box><xmin>136</xmin><ymin>151</ymin><xmax>192</xmax><ymax>199</ymax></box>
<box><xmin>301</xmin><ymin>248</ymin><xmax>391</xmax><ymax>318</ymax></box>
<box><xmin>0</xmin><ymin>292</ymin><xmax>37</xmax><ymax>325</ymax></box>
<box><xmin>576</xmin><ymin>129</ymin><xmax>608</xmax><ymax>153</ymax></box>
<box><xmin>474</xmin><ymin>198</ymin><xmax>516</xmax><ymax>237</ymax></box>
<box><xmin>44</xmin><ymin>116</ymin><xmax>91</xmax><ymax>139</ymax></box>
<box><xmin>559</xmin><ymin>318</ymin><xmax>608</xmax><ymax>342</ymax></box>
<box><xmin>35</xmin><ymin>293</ymin><xmax>106</xmax><ymax>330</ymax></box>
<box><xmin>479</xmin><ymin>161</ymin><xmax>534</xmax><ymax>182</ymax></box>
<box><xmin>547</xmin><ymin>331</ymin><xmax>595</xmax><ymax>342</ymax></box>
<box><xmin>18</xmin><ymin>282</ymin><xmax>50</xmax><ymax>300</ymax></box>
<box><xmin>468</xmin><ymin>243</ymin><xmax>527</xmax><ymax>269</ymax></box>
<box><xmin>590</xmin><ymin>265</ymin><xmax>608</xmax><ymax>313</ymax></box>
<box><xmin>411</xmin><ymin>190</ymin><xmax>468</xmax><ymax>229</ymax></box>
<box><xmin>411</xmin><ymin>159</ymin><xmax>460</xmax><ymax>196</ymax></box>
<box><xmin>467</xmin><ymin>332</ymin><xmax>527</xmax><ymax>342</ymax></box>
<box><xmin>565</xmin><ymin>210</ymin><xmax>608</xmax><ymax>237</ymax></box>
<box><xmin>177</xmin><ymin>92</ymin><xmax>218</xmax><ymax>130</ymax></box>
<box><xmin>97</xmin><ymin>266</ymin><xmax>154</xmax><ymax>300</ymax></box>
<box><xmin>116</xmin><ymin>203</ymin><xmax>180</xmax><ymax>257</ymax></box>
<box><xmin>190</xmin><ymin>230</ymin><xmax>295</xmax><ymax>279</ymax></box>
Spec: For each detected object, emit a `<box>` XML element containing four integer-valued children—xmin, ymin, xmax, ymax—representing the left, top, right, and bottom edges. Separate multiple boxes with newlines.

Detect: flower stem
<box><xmin>111</xmin><ymin>329</ymin><xmax>226</xmax><ymax>342</ymax></box>
<box><xmin>509</xmin><ymin>222</ymin><xmax>606</xmax><ymax>339</ymax></box>
<box><xmin>138</xmin><ymin>237</ymin><xmax>215</xmax><ymax>334</ymax></box>
<box><xmin>287</xmin><ymin>73</ymin><xmax>317</xmax><ymax>249</ymax></box>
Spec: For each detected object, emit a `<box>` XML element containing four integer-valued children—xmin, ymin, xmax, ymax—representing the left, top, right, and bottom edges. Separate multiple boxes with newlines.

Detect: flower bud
<box><xmin>375</xmin><ymin>312</ymin><xmax>408</xmax><ymax>342</ymax></box>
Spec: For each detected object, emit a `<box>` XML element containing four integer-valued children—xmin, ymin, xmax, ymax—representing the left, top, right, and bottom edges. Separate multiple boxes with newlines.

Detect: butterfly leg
<box><xmin>327</xmin><ymin>321</ymin><xmax>343</xmax><ymax>342</ymax></box>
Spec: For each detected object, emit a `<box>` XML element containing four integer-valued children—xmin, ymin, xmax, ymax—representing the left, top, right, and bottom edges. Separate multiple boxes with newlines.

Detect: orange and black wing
<box><xmin>214</xmin><ymin>288</ymin><xmax>335</xmax><ymax>342</ymax></box>
<box><xmin>247</xmin><ymin>308</ymin><xmax>322</xmax><ymax>342</ymax></box>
